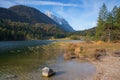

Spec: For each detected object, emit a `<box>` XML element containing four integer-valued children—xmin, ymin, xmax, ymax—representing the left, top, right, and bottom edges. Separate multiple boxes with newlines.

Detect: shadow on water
<box><xmin>55</xmin><ymin>71</ymin><xmax>66</xmax><ymax>77</ymax></box>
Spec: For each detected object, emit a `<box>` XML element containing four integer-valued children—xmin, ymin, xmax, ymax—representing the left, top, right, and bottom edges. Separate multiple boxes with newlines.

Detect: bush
<box><xmin>70</xmin><ymin>35</ymin><xmax>80</xmax><ymax>40</ymax></box>
<box><xmin>54</xmin><ymin>33</ymin><xmax>66</xmax><ymax>38</ymax></box>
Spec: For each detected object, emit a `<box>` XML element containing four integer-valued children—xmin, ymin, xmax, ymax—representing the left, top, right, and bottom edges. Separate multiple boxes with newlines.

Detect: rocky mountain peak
<box><xmin>45</xmin><ymin>10</ymin><xmax>75</xmax><ymax>32</ymax></box>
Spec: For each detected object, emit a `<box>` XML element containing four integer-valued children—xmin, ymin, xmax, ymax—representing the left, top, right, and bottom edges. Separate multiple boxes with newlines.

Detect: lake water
<box><xmin>0</xmin><ymin>40</ymin><xmax>96</xmax><ymax>80</ymax></box>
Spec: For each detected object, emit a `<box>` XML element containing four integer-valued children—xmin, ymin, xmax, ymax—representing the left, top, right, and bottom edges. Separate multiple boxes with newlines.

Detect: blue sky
<box><xmin>0</xmin><ymin>0</ymin><xmax>120</xmax><ymax>30</ymax></box>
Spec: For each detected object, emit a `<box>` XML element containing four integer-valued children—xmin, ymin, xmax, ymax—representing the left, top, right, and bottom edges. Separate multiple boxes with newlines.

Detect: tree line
<box><xmin>0</xmin><ymin>19</ymin><xmax>65</xmax><ymax>41</ymax></box>
<box><xmin>70</xmin><ymin>4</ymin><xmax>120</xmax><ymax>42</ymax></box>
<box><xmin>95</xmin><ymin>4</ymin><xmax>120</xmax><ymax>42</ymax></box>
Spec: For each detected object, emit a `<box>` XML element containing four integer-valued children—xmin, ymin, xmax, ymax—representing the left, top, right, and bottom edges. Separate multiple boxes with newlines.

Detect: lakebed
<box><xmin>0</xmin><ymin>40</ymin><xmax>96</xmax><ymax>80</ymax></box>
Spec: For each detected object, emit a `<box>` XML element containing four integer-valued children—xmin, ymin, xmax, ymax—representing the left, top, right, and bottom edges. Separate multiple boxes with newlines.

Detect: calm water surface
<box><xmin>0</xmin><ymin>40</ymin><xmax>96</xmax><ymax>80</ymax></box>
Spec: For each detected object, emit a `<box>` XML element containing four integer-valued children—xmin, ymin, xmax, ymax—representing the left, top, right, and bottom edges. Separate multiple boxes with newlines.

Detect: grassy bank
<box><xmin>58</xmin><ymin>41</ymin><xmax>120</xmax><ymax>80</ymax></box>
<box><xmin>59</xmin><ymin>41</ymin><xmax>120</xmax><ymax>61</ymax></box>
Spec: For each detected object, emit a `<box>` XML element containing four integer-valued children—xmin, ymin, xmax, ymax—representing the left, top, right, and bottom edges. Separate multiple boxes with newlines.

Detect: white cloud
<box><xmin>54</xmin><ymin>0</ymin><xmax>99</xmax><ymax>30</ymax></box>
<box><xmin>0</xmin><ymin>0</ymin><xmax>79</xmax><ymax>8</ymax></box>
<box><xmin>13</xmin><ymin>0</ymin><xmax>79</xmax><ymax>7</ymax></box>
<box><xmin>0</xmin><ymin>1</ymin><xmax>16</xmax><ymax>8</ymax></box>
<box><xmin>53</xmin><ymin>0</ymin><xmax>120</xmax><ymax>30</ymax></box>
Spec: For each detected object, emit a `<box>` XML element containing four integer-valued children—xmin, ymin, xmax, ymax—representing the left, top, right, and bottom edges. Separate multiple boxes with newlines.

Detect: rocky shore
<box><xmin>94</xmin><ymin>55</ymin><xmax>120</xmax><ymax>80</ymax></box>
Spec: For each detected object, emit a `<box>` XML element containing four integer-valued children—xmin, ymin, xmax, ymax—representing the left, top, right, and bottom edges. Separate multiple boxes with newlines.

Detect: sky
<box><xmin>0</xmin><ymin>0</ymin><xmax>120</xmax><ymax>31</ymax></box>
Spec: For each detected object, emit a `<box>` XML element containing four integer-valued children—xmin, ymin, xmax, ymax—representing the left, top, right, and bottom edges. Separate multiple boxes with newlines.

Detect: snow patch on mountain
<box><xmin>45</xmin><ymin>10</ymin><xmax>74</xmax><ymax>32</ymax></box>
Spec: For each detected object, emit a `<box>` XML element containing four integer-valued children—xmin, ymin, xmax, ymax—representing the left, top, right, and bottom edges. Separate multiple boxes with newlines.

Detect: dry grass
<box><xmin>61</xmin><ymin>41</ymin><xmax>120</xmax><ymax>60</ymax></box>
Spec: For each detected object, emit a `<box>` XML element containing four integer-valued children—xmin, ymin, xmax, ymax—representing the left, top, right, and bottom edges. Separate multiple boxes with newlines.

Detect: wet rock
<box><xmin>94</xmin><ymin>49</ymin><xmax>107</xmax><ymax>60</ymax></box>
<box><xmin>112</xmin><ymin>51</ymin><xmax>120</xmax><ymax>57</ymax></box>
<box><xmin>6</xmin><ymin>74</ymin><xmax>17</xmax><ymax>79</ymax></box>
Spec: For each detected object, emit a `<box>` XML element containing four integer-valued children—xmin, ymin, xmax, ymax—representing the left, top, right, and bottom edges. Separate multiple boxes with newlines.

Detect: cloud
<box><xmin>54</xmin><ymin>0</ymin><xmax>120</xmax><ymax>30</ymax></box>
<box><xmin>11</xmin><ymin>0</ymin><xmax>79</xmax><ymax>7</ymax></box>
<box><xmin>0</xmin><ymin>0</ymin><xmax>79</xmax><ymax>8</ymax></box>
<box><xmin>54</xmin><ymin>0</ymin><xmax>99</xmax><ymax>30</ymax></box>
<box><xmin>0</xmin><ymin>1</ymin><xmax>16</xmax><ymax>8</ymax></box>
<box><xmin>30</xmin><ymin>1</ymin><xmax>79</xmax><ymax>7</ymax></box>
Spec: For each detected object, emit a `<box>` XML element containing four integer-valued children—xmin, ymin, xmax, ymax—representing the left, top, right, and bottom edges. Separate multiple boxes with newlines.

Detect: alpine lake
<box><xmin>0</xmin><ymin>40</ymin><xmax>96</xmax><ymax>80</ymax></box>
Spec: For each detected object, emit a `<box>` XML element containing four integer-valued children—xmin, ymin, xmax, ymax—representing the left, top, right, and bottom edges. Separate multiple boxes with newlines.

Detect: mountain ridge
<box><xmin>45</xmin><ymin>11</ymin><xmax>75</xmax><ymax>32</ymax></box>
<box><xmin>0</xmin><ymin>5</ymin><xmax>67</xmax><ymax>40</ymax></box>
<box><xmin>8</xmin><ymin>5</ymin><xmax>59</xmax><ymax>25</ymax></box>
<box><xmin>0</xmin><ymin>7</ymin><xmax>28</xmax><ymax>22</ymax></box>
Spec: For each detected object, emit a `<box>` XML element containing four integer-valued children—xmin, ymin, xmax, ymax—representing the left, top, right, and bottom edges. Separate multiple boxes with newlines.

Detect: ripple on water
<box><xmin>22</xmin><ymin>58</ymin><xmax>96</xmax><ymax>80</ymax></box>
<box><xmin>50</xmin><ymin>59</ymin><xmax>96</xmax><ymax>80</ymax></box>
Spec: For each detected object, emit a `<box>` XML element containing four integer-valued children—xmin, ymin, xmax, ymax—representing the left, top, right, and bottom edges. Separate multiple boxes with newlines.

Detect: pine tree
<box><xmin>96</xmin><ymin>4</ymin><xmax>120</xmax><ymax>41</ymax></box>
<box><xmin>99</xmin><ymin>3</ymin><xmax>108</xmax><ymax>21</ymax></box>
<box><xmin>95</xmin><ymin>3</ymin><xmax>108</xmax><ymax>41</ymax></box>
<box><xmin>111</xmin><ymin>6</ymin><xmax>118</xmax><ymax>23</ymax></box>
<box><xmin>114</xmin><ymin>7</ymin><xmax>120</xmax><ymax>40</ymax></box>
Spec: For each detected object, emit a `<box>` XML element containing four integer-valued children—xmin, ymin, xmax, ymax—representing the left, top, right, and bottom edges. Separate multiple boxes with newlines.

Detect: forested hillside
<box><xmin>0</xmin><ymin>7</ymin><xmax>27</xmax><ymax>22</ymax></box>
<box><xmin>0</xmin><ymin>19</ymin><xmax>65</xmax><ymax>40</ymax></box>
<box><xmin>72</xmin><ymin>27</ymin><xmax>96</xmax><ymax>36</ymax></box>
<box><xmin>8</xmin><ymin>5</ymin><xmax>59</xmax><ymax>25</ymax></box>
<box><xmin>0</xmin><ymin>5</ymin><xmax>66</xmax><ymax>40</ymax></box>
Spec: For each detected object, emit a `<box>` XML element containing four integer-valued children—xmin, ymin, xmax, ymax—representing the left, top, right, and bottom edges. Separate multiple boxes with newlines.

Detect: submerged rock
<box><xmin>6</xmin><ymin>74</ymin><xmax>17</xmax><ymax>79</ymax></box>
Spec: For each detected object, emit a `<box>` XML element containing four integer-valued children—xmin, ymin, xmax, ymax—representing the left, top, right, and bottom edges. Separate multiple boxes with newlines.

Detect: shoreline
<box><xmin>0</xmin><ymin>41</ymin><xmax>120</xmax><ymax>80</ymax></box>
<box><xmin>60</xmin><ymin>41</ymin><xmax>120</xmax><ymax>80</ymax></box>
<box><xmin>93</xmin><ymin>55</ymin><xmax>120</xmax><ymax>80</ymax></box>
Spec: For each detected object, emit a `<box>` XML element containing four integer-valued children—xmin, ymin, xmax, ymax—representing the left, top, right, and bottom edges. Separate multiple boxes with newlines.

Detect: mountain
<box><xmin>0</xmin><ymin>5</ymin><xmax>67</xmax><ymax>40</ymax></box>
<box><xmin>0</xmin><ymin>5</ymin><xmax>74</xmax><ymax>32</ymax></box>
<box><xmin>0</xmin><ymin>7</ymin><xmax>28</xmax><ymax>22</ymax></box>
<box><xmin>8</xmin><ymin>5</ymin><xmax>59</xmax><ymax>25</ymax></box>
<box><xmin>45</xmin><ymin>11</ymin><xmax>75</xmax><ymax>32</ymax></box>
<box><xmin>72</xmin><ymin>27</ymin><xmax>96</xmax><ymax>36</ymax></box>
<box><xmin>0</xmin><ymin>5</ymin><xmax>61</xmax><ymax>26</ymax></box>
